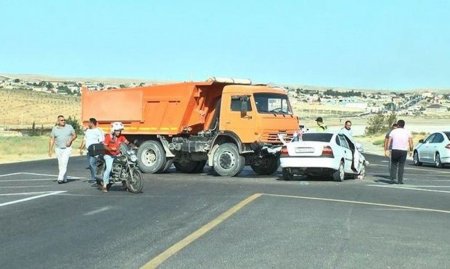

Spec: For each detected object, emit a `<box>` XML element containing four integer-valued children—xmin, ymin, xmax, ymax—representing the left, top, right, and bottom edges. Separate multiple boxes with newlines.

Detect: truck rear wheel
<box><xmin>137</xmin><ymin>140</ymin><xmax>166</xmax><ymax>173</ymax></box>
<box><xmin>251</xmin><ymin>156</ymin><xmax>279</xmax><ymax>175</ymax></box>
<box><xmin>213</xmin><ymin>143</ymin><xmax>245</xmax><ymax>177</ymax></box>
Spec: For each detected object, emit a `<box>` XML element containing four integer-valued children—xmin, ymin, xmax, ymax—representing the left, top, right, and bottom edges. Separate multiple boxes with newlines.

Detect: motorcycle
<box><xmin>95</xmin><ymin>143</ymin><xmax>143</xmax><ymax>193</ymax></box>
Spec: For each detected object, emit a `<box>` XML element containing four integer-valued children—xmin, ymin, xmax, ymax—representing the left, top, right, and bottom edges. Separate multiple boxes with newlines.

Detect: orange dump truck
<box><xmin>81</xmin><ymin>77</ymin><xmax>298</xmax><ymax>176</ymax></box>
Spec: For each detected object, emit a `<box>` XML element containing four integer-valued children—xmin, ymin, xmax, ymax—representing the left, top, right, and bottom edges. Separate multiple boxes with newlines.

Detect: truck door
<box><xmin>220</xmin><ymin>95</ymin><xmax>257</xmax><ymax>143</ymax></box>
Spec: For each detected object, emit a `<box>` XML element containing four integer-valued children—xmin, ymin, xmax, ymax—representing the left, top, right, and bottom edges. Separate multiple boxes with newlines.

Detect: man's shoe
<box><xmin>57</xmin><ymin>180</ymin><xmax>63</xmax><ymax>184</ymax></box>
<box><xmin>399</xmin><ymin>181</ymin><xmax>404</xmax><ymax>184</ymax></box>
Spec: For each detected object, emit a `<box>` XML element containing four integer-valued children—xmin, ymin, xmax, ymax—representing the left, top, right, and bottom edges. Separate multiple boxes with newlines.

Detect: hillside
<box><xmin>0</xmin><ymin>88</ymin><xmax>80</xmax><ymax>128</ymax></box>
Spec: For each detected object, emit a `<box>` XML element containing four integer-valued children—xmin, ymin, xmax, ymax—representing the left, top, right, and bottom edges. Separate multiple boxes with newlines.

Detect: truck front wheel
<box><xmin>251</xmin><ymin>156</ymin><xmax>279</xmax><ymax>175</ymax></box>
<box><xmin>137</xmin><ymin>140</ymin><xmax>166</xmax><ymax>173</ymax></box>
<box><xmin>213</xmin><ymin>143</ymin><xmax>245</xmax><ymax>177</ymax></box>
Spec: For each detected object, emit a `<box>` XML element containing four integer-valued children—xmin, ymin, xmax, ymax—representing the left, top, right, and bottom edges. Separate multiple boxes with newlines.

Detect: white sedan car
<box><xmin>280</xmin><ymin>132</ymin><xmax>368</xmax><ymax>181</ymax></box>
<box><xmin>413</xmin><ymin>131</ymin><xmax>450</xmax><ymax>168</ymax></box>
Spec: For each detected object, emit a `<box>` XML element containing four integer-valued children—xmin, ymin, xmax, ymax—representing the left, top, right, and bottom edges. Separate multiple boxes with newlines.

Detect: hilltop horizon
<box><xmin>2</xmin><ymin>72</ymin><xmax>449</xmax><ymax>94</ymax></box>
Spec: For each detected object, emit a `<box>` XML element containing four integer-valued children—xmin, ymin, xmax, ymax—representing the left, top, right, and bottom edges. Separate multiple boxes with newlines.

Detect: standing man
<box><xmin>49</xmin><ymin>115</ymin><xmax>77</xmax><ymax>184</ymax></box>
<box><xmin>315</xmin><ymin>117</ymin><xmax>327</xmax><ymax>132</ymax></box>
<box><xmin>340</xmin><ymin>120</ymin><xmax>353</xmax><ymax>138</ymax></box>
<box><xmin>384</xmin><ymin>120</ymin><xmax>413</xmax><ymax>184</ymax></box>
<box><xmin>384</xmin><ymin>123</ymin><xmax>398</xmax><ymax>171</ymax></box>
<box><xmin>79</xmin><ymin>118</ymin><xmax>104</xmax><ymax>183</ymax></box>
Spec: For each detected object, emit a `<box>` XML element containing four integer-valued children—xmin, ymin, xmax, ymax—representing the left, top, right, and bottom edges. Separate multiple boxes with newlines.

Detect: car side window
<box><xmin>425</xmin><ymin>134</ymin><xmax>435</xmax><ymax>143</ymax></box>
<box><xmin>335</xmin><ymin>136</ymin><xmax>341</xmax><ymax>146</ymax></box>
<box><xmin>432</xmin><ymin>133</ymin><xmax>444</xmax><ymax>143</ymax></box>
<box><xmin>338</xmin><ymin>135</ymin><xmax>349</xmax><ymax>149</ymax></box>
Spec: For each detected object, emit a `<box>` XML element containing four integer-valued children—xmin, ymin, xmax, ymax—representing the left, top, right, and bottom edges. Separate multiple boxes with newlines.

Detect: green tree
<box><xmin>46</xmin><ymin>82</ymin><xmax>54</xmax><ymax>90</ymax></box>
<box><xmin>365</xmin><ymin>113</ymin><xmax>397</xmax><ymax>135</ymax></box>
<box><xmin>365</xmin><ymin>114</ymin><xmax>386</xmax><ymax>135</ymax></box>
<box><xmin>65</xmin><ymin>116</ymin><xmax>83</xmax><ymax>134</ymax></box>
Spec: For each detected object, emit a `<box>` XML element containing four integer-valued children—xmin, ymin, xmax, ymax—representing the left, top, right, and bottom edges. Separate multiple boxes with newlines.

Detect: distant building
<box><xmin>425</xmin><ymin>104</ymin><xmax>448</xmax><ymax>114</ymax></box>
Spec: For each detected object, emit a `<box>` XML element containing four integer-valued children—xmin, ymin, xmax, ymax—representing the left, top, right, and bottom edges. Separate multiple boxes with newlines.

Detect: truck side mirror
<box><xmin>240</xmin><ymin>96</ymin><xmax>248</xmax><ymax>118</ymax></box>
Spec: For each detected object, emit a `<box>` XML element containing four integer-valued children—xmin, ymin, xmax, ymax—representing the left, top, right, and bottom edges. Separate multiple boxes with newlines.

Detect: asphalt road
<box><xmin>1</xmin><ymin>154</ymin><xmax>449</xmax><ymax>269</ymax></box>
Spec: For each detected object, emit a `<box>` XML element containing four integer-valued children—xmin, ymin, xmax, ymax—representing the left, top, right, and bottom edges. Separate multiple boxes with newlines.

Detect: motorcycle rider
<box><xmin>101</xmin><ymin>122</ymin><xmax>130</xmax><ymax>193</ymax></box>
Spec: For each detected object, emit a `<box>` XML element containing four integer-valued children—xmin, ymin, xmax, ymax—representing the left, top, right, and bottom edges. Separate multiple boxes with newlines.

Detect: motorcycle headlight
<box><xmin>130</xmin><ymin>155</ymin><xmax>138</xmax><ymax>162</ymax></box>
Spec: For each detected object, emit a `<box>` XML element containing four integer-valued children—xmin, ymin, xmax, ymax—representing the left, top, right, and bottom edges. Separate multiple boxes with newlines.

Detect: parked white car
<box><xmin>279</xmin><ymin>132</ymin><xmax>368</xmax><ymax>181</ymax></box>
<box><xmin>413</xmin><ymin>131</ymin><xmax>450</xmax><ymax>168</ymax></box>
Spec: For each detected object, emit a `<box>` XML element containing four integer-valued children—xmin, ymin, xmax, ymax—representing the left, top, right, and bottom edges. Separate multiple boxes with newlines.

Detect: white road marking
<box><xmin>0</xmin><ymin>191</ymin><xmax>66</xmax><ymax>207</ymax></box>
<box><xmin>0</xmin><ymin>172</ymin><xmax>84</xmax><ymax>179</ymax></box>
<box><xmin>0</xmin><ymin>172</ymin><xmax>22</xmax><ymax>177</ymax></box>
<box><xmin>0</xmin><ymin>191</ymin><xmax>51</xmax><ymax>196</ymax></box>
<box><xmin>84</xmin><ymin>206</ymin><xmax>111</xmax><ymax>216</ymax></box>
<box><xmin>369</xmin><ymin>163</ymin><xmax>450</xmax><ymax>173</ymax></box>
<box><xmin>368</xmin><ymin>184</ymin><xmax>450</xmax><ymax>194</ymax></box>
<box><xmin>263</xmin><ymin>193</ymin><xmax>450</xmax><ymax>214</ymax></box>
<box><xmin>0</xmin><ymin>178</ymin><xmax>57</xmax><ymax>182</ymax></box>
<box><xmin>0</xmin><ymin>186</ymin><xmax>52</xmax><ymax>189</ymax></box>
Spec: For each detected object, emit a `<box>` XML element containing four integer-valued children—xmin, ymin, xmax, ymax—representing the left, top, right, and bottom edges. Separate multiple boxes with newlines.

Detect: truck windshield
<box><xmin>254</xmin><ymin>93</ymin><xmax>293</xmax><ymax>115</ymax></box>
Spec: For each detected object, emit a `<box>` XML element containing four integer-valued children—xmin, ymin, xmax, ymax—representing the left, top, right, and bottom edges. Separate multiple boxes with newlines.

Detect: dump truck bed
<box><xmin>82</xmin><ymin>81</ymin><xmax>224</xmax><ymax>135</ymax></box>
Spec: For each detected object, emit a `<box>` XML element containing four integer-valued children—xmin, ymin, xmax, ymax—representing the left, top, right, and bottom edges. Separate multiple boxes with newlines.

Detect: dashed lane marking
<box><xmin>84</xmin><ymin>206</ymin><xmax>111</xmax><ymax>216</ymax></box>
<box><xmin>0</xmin><ymin>191</ymin><xmax>66</xmax><ymax>207</ymax></box>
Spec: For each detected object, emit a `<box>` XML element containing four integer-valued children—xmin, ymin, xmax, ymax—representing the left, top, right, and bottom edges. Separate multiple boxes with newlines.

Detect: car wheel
<box><xmin>413</xmin><ymin>151</ymin><xmax>422</xmax><ymax>166</ymax></box>
<box><xmin>333</xmin><ymin>161</ymin><xmax>345</xmax><ymax>182</ymax></box>
<box><xmin>435</xmin><ymin>153</ymin><xmax>443</xmax><ymax>168</ymax></box>
<box><xmin>282</xmin><ymin>168</ymin><xmax>294</xmax><ymax>181</ymax></box>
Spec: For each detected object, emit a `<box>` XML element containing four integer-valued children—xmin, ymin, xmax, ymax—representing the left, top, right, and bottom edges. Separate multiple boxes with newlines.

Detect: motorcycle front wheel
<box><xmin>126</xmin><ymin>168</ymin><xmax>143</xmax><ymax>193</ymax></box>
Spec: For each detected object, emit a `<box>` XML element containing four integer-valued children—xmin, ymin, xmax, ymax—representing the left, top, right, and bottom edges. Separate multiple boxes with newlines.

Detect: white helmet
<box><xmin>111</xmin><ymin>122</ymin><xmax>124</xmax><ymax>133</ymax></box>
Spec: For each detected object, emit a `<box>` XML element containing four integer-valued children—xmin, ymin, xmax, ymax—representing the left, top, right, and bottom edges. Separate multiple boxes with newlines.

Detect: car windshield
<box><xmin>445</xmin><ymin>132</ymin><xmax>450</xmax><ymax>140</ymax></box>
<box><xmin>254</xmin><ymin>93</ymin><xmax>293</xmax><ymax>114</ymax></box>
<box><xmin>302</xmin><ymin>133</ymin><xmax>333</xmax><ymax>142</ymax></box>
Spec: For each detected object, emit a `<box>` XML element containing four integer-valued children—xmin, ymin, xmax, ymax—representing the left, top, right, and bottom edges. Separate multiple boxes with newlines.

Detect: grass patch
<box><xmin>0</xmin><ymin>135</ymin><xmax>83</xmax><ymax>163</ymax></box>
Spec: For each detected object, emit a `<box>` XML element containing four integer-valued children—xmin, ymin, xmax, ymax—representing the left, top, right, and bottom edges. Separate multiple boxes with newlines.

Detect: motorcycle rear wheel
<box><xmin>126</xmin><ymin>169</ymin><xmax>143</xmax><ymax>193</ymax></box>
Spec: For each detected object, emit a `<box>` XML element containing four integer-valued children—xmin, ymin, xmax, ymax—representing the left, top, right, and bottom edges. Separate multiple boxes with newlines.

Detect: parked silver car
<box><xmin>413</xmin><ymin>131</ymin><xmax>450</xmax><ymax>168</ymax></box>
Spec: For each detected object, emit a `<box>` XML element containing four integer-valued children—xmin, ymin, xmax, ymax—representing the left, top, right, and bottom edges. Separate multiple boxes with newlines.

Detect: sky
<box><xmin>1</xmin><ymin>0</ymin><xmax>450</xmax><ymax>90</ymax></box>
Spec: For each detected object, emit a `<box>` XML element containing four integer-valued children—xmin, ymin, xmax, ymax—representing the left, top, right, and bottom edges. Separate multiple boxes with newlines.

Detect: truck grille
<box><xmin>261</xmin><ymin>133</ymin><xmax>294</xmax><ymax>144</ymax></box>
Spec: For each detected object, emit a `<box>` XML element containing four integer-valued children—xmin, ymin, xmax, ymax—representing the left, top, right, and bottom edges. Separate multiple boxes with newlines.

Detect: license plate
<box><xmin>295</xmin><ymin>147</ymin><xmax>314</xmax><ymax>153</ymax></box>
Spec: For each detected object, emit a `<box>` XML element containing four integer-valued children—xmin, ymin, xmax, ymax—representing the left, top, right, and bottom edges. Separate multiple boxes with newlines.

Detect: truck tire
<box><xmin>251</xmin><ymin>156</ymin><xmax>279</xmax><ymax>175</ymax></box>
<box><xmin>137</xmin><ymin>140</ymin><xmax>166</xmax><ymax>173</ymax></box>
<box><xmin>213</xmin><ymin>143</ymin><xmax>245</xmax><ymax>177</ymax></box>
<box><xmin>174</xmin><ymin>160</ymin><xmax>207</xmax><ymax>173</ymax></box>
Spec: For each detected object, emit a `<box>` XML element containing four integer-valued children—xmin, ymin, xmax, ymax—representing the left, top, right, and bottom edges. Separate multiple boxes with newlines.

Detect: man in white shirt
<box><xmin>384</xmin><ymin>120</ymin><xmax>413</xmax><ymax>184</ymax></box>
<box><xmin>79</xmin><ymin>118</ymin><xmax>105</xmax><ymax>183</ymax></box>
<box><xmin>339</xmin><ymin>120</ymin><xmax>353</xmax><ymax>139</ymax></box>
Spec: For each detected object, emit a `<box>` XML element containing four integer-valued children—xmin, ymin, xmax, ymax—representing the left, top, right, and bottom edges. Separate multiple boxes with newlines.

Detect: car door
<box><xmin>420</xmin><ymin>134</ymin><xmax>436</xmax><ymax>161</ymax></box>
<box><xmin>430</xmin><ymin>133</ymin><xmax>444</xmax><ymax>161</ymax></box>
<box><xmin>337</xmin><ymin>134</ymin><xmax>353</xmax><ymax>173</ymax></box>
